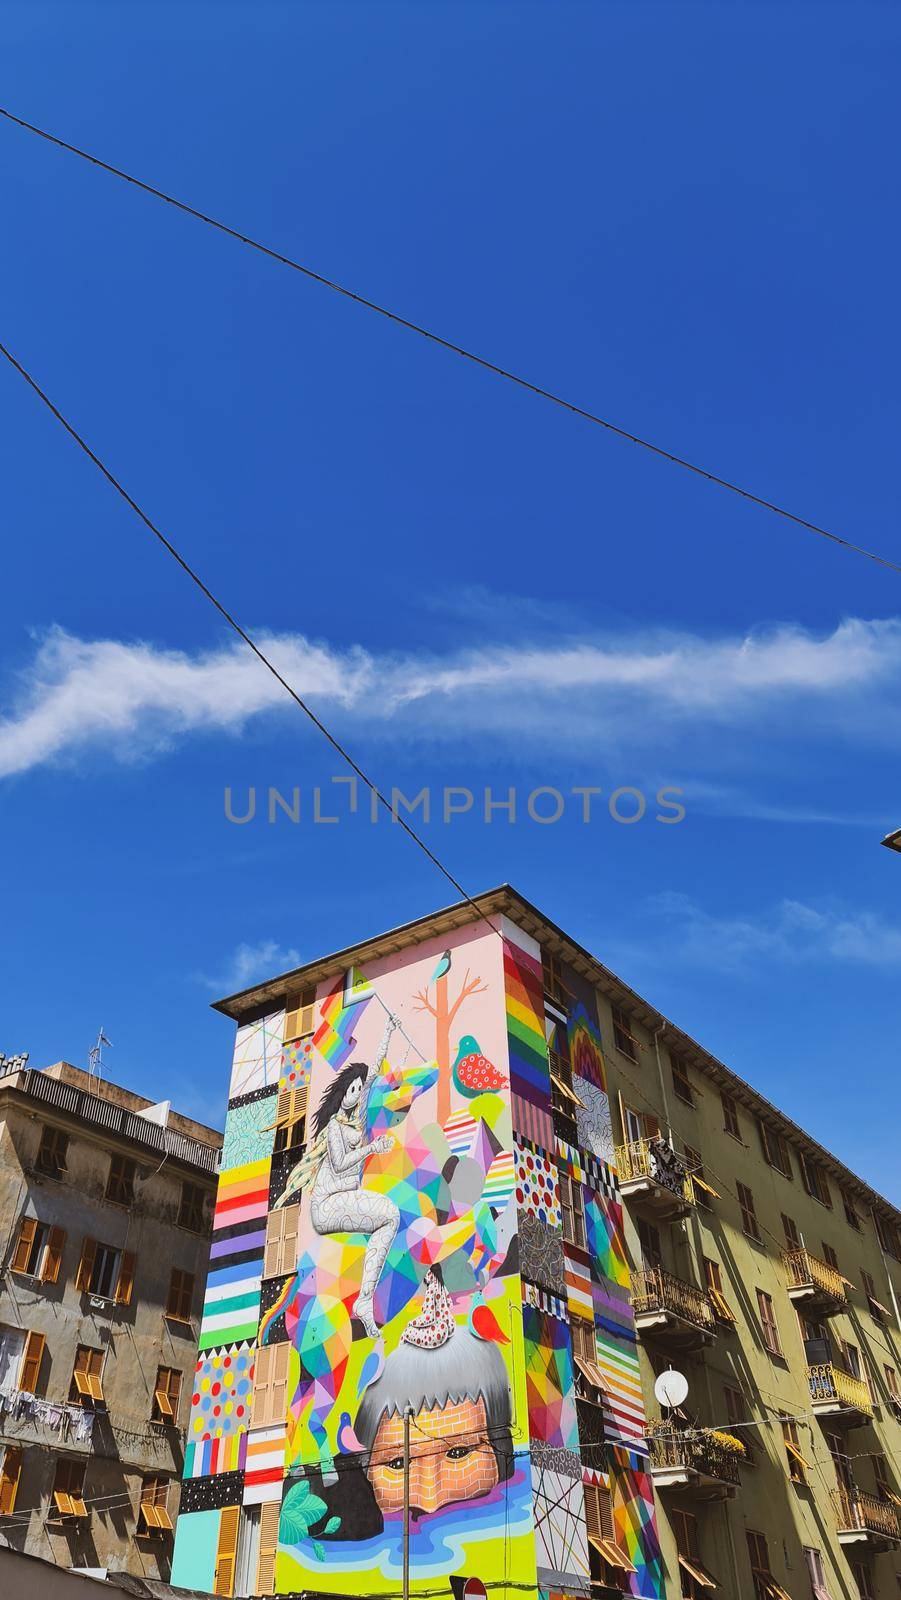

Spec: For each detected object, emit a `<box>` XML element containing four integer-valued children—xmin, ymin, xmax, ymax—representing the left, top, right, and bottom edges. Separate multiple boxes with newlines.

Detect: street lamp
<box><xmin>881</xmin><ymin>829</ymin><xmax>901</xmax><ymax>853</ymax></box>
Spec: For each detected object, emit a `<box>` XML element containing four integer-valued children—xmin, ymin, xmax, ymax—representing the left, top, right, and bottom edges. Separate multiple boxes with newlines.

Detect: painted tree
<box><xmin>413</xmin><ymin>962</ymin><xmax>487</xmax><ymax>1126</ymax></box>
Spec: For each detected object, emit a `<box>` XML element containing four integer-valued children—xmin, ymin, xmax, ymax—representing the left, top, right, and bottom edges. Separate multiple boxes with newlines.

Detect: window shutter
<box><xmin>42</xmin><ymin>1226</ymin><xmax>66</xmax><ymax>1284</ymax></box>
<box><xmin>214</xmin><ymin>1504</ymin><xmax>240</xmax><ymax>1596</ymax></box>
<box><xmin>264</xmin><ymin>1211</ymin><xmax>284</xmax><ymax>1280</ymax></box>
<box><xmin>256</xmin><ymin>1500</ymin><xmax>280</xmax><ymax>1595</ymax></box>
<box><xmin>10</xmin><ymin>1217</ymin><xmax>37</xmax><ymax>1274</ymax></box>
<box><xmin>251</xmin><ymin>1345</ymin><xmax>273</xmax><ymax>1428</ymax></box>
<box><xmin>270</xmin><ymin>1343</ymin><xmax>289</xmax><ymax>1426</ymax></box>
<box><xmin>0</xmin><ymin>1446</ymin><xmax>22</xmax><ymax>1514</ymax></box>
<box><xmin>278</xmin><ymin>1206</ymin><xmax>300</xmax><ymax>1277</ymax></box>
<box><xmin>115</xmin><ymin>1250</ymin><xmax>136</xmax><ymax>1306</ymax></box>
<box><xmin>252</xmin><ymin>1344</ymin><xmax>290</xmax><ymax>1428</ymax></box>
<box><xmin>19</xmin><ymin>1330</ymin><xmax>45</xmax><ymax>1394</ymax></box>
<box><xmin>75</xmin><ymin>1237</ymin><xmax>97</xmax><ymax>1292</ymax></box>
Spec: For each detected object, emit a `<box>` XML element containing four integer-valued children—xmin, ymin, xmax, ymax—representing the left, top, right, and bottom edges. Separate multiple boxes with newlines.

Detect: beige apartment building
<box><xmin>0</xmin><ymin>1059</ymin><xmax>222</xmax><ymax>1580</ymax></box>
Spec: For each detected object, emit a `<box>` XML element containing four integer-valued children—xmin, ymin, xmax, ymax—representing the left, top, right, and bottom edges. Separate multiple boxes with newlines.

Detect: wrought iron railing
<box><xmin>614</xmin><ymin>1137</ymin><xmax>695</xmax><ymax>1205</ymax></box>
<box><xmin>783</xmin><ymin>1248</ymin><xmax>846</xmax><ymax>1303</ymax></box>
<box><xmin>808</xmin><ymin>1364</ymin><xmax>873</xmax><ymax>1416</ymax></box>
<box><xmin>631</xmin><ymin>1265</ymin><xmax>716</xmax><ymax>1333</ymax></box>
<box><xmin>648</xmin><ymin>1426</ymin><xmax>742</xmax><ymax>1486</ymax></box>
<box><xmin>833</xmin><ymin>1487</ymin><xmax>900</xmax><ymax>1541</ymax></box>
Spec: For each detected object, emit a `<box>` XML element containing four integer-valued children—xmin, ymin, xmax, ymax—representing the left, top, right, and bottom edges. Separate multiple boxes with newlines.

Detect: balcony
<box><xmin>808</xmin><ymin>1364</ymin><xmax>874</xmax><ymax>1427</ymax></box>
<box><xmin>614</xmin><ymin>1138</ymin><xmax>695</xmax><ymax>1218</ymax></box>
<box><xmin>784</xmin><ymin>1249</ymin><xmax>847</xmax><ymax>1315</ymax></box>
<box><xmin>648</xmin><ymin>1426</ymin><xmax>742</xmax><ymax>1500</ymax></box>
<box><xmin>631</xmin><ymin>1266</ymin><xmax>716</xmax><ymax>1350</ymax></box>
<box><xmin>833</xmin><ymin>1487</ymin><xmax>901</xmax><ymax>1551</ymax></box>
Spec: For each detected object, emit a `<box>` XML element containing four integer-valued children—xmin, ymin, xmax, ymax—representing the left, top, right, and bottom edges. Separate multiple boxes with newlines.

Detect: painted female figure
<box><xmin>276</xmin><ymin>1017</ymin><xmax>400</xmax><ymax>1338</ymax></box>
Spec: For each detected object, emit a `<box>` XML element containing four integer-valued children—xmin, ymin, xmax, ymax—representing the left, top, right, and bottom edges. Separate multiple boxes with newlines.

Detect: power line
<box><xmin>2</xmin><ymin>105</ymin><xmax>900</xmax><ymax>580</ymax></box>
<box><xmin>0</xmin><ymin>337</ymin><xmax>499</xmax><ymax>940</ymax></box>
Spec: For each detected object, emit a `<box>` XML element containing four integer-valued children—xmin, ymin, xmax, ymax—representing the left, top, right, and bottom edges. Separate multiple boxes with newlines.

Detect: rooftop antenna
<box><xmin>88</xmin><ymin>1028</ymin><xmax>112</xmax><ymax>1082</ymax></box>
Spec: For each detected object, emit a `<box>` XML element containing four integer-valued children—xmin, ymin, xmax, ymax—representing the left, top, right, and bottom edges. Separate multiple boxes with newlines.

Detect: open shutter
<box><xmin>214</xmin><ymin>1504</ymin><xmax>240</xmax><ymax>1597</ymax></box>
<box><xmin>19</xmin><ymin>1331</ymin><xmax>45</xmax><ymax>1394</ymax></box>
<box><xmin>256</xmin><ymin>1500</ymin><xmax>280</xmax><ymax>1595</ymax></box>
<box><xmin>0</xmin><ymin>1446</ymin><xmax>22</xmax><ymax>1514</ymax></box>
<box><xmin>115</xmin><ymin>1250</ymin><xmax>136</xmax><ymax>1306</ymax></box>
<box><xmin>10</xmin><ymin>1217</ymin><xmax>37</xmax><ymax>1274</ymax></box>
<box><xmin>75</xmin><ymin>1237</ymin><xmax>97</xmax><ymax>1292</ymax></box>
<box><xmin>42</xmin><ymin>1226</ymin><xmax>66</xmax><ymax>1284</ymax></box>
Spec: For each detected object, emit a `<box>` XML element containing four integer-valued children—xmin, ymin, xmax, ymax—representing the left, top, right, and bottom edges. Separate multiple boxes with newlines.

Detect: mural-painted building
<box><xmin>171</xmin><ymin>890</ymin><xmax>661</xmax><ymax>1600</ymax></box>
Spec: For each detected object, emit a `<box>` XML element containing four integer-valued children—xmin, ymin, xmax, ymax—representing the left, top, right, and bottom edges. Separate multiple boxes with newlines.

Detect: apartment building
<box><xmin>169</xmin><ymin>885</ymin><xmax>901</xmax><ymax>1600</ymax></box>
<box><xmin>0</xmin><ymin>1059</ymin><xmax>222</xmax><ymax>1580</ymax></box>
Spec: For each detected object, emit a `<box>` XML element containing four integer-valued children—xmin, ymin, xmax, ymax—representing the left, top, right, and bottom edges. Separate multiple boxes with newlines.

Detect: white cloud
<box><xmin>2</xmin><ymin>615</ymin><xmax>901</xmax><ymax>780</ymax></box>
<box><xmin>198</xmin><ymin>939</ymin><xmax>302</xmax><ymax>994</ymax></box>
<box><xmin>645</xmin><ymin>891</ymin><xmax>901</xmax><ymax>973</ymax></box>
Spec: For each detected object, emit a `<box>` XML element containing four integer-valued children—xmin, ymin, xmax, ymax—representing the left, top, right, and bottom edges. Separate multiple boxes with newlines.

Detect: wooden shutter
<box><xmin>115</xmin><ymin>1250</ymin><xmax>136</xmax><ymax>1306</ymax></box>
<box><xmin>10</xmin><ymin>1217</ymin><xmax>38</xmax><ymax>1273</ymax></box>
<box><xmin>19</xmin><ymin>1331</ymin><xmax>45</xmax><ymax>1394</ymax></box>
<box><xmin>0</xmin><ymin>1446</ymin><xmax>22</xmax><ymax>1514</ymax></box>
<box><xmin>284</xmin><ymin>989</ymin><xmax>315</xmax><ymax>1041</ymax></box>
<box><xmin>41</xmin><ymin>1226</ymin><xmax>66</xmax><ymax>1284</ymax></box>
<box><xmin>256</xmin><ymin>1500</ymin><xmax>280</xmax><ymax>1595</ymax></box>
<box><xmin>214</xmin><ymin>1504</ymin><xmax>240</xmax><ymax>1597</ymax></box>
<box><xmin>278</xmin><ymin>1205</ymin><xmax>299</xmax><ymax>1278</ymax></box>
<box><xmin>252</xmin><ymin>1343</ymin><xmax>290</xmax><ymax>1428</ymax></box>
<box><xmin>75</xmin><ymin>1236</ymin><xmax>97</xmax><ymax>1292</ymax></box>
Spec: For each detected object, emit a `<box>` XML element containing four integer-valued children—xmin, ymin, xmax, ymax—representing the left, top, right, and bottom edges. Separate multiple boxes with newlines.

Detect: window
<box><xmin>885</xmin><ymin>1365</ymin><xmax>901</xmax><ymax>1417</ymax></box>
<box><xmin>637</xmin><ymin>1216</ymin><xmax>662</xmax><ymax>1267</ymax></box>
<box><xmin>583</xmin><ymin>1479</ymin><xmax>635</xmax><ymax>1579</ymax></box>
<box><xmin>757</xmin><ymin>1289</ymin><xmax>783</xmax><ymax>1357</ymax></box>
<box><xmin>758</xmin><ymin>1120</ymin><xmax>792</xmax><ymax>1179</ymax></box>
<box><xmin>671</xmin><ymin>1060</ymin><xmax>694</xmax><ymax>1106</ymax></box>
<box><xmin>70</xmin><ymin>1345</ymin><xmax>105</xmax><ymax>1405</ymax></box>
<box><xmin>138</xmin><ymin>1475</ymin><xmax>173</xmax><ymax>1535</ymax></box>
<box><xmin>737</xmin><ymin>1182</ymin><xmax>761</xmax><ymax>1242</ymax></box>
<box><xmin>263</xmin><ymin>1204</ymin><xmax>301</xmax><ymax>1280</ymax></box>
<box><xmin>782</xmin><ymin>1418</ymin><xmax>809</xmax><ymax>1483</ymax></box>
<box><xmin>875</xmin><ymin>1212</ymin><xmax>901</xmax><ymax>1261</ymax></box>
<box><xmin>843</xmin><ymin>1192</ymin><xmax>862</xmax><ymax>1231</ymax></box>
<box><xmin>570</xmin><ymin>1318</ymin><xmax>597</xmax><ymax>1366</ymax></box>
<box><xmin>166</xmin><ymin>1268</ymin><xmax>195</xmax><ymax>1322</ymax></box>
<box><xmin>872</xmin><ymin>1454</ymin><xmax>893</xmax><ymax>1502</ymax></box>
<box><xmin>559</xmin><ymin>1173</ymin><xmax>586</xmax><ymax>1249</ymax></box>
<box><xmin>704</xmin><ymin>1258</ymin><xmax>735</xmax><ymax>1324</ymax></box>
<box><xmin>178</xmin><ymin>1181</ymin><xmax>206</xmax><ymax>1233</ymax></box>
<box><xmin>860</xmin><ymin>1270</ymin><xmax>890</xmax><ymax>1320</ymax></box>
<box><xmin>256</xmin><ymin>1501</ymin><xmax>280</xmax><ymax>1596</ymax></box>
<box><xmin>105</xmin><ymin>1154</ymin><xmax>136</xmax><ymax>1207</ymax></box>
<box><xmin>804</xmin><ymin>1547</ymin><xmax>832</xmax><ymax>1600</ymax></box>
<box><xmin>611</xmin><ymin>1004</ymin><xmax>639</xmax><ymax>1062</ymax></box>
<box><xmin>684</xmin><ymin>1145</ymin><xmax>718</xmax><ymax>1207</ymax></box>
<box><xmin>152</xmin><ymin>1366</ymin><xmax>182</xmax><ymax>1425</ymax></box>
<box><xmin>671</xmin><ymin>1507</ymin><xmax>715</xmax><ymax>1598</ymax></box>
<box><xmin>721</xmin><ymin>1091</ymin><xmax>741</xmax><ymax>1140</ymax></box>
<box><xmin>782</xmin><ymin>1214</ymin><xmax>801</xmax><ymax>1250</ymax></box>
<box><xmin>35</xmin><ymin>1124</ymin><xmax>68</xmax><ymax>1179</ymax></box>
<box><xmin>51</xmin><ymin>1457</ymin><xmax>88</xmax><ymax>1520</ymax></box>
<box><xmin>283</xmin><ymin>986</ymin><xmax>316</xmax><ymax>1042</ymax></box>
<box><xmin>799</xmin><ymin>1153</ymin><xmax>831</xmax><ymax>1208</ymax></box>
<box><xmin>821</xmin><ymin>1241</ymin><xmax>839</xmax><ymax>1272</ymax></box>
<box><xmin>746</xmin><ymin>1530</ymin><xmax>771</xmax><ymax>1600</ymax></box>
<box><xmin>17</xmin><ymin>1330</ymin><xmax>45</xmax><ymax>1394</ymax></box>
<box><xmin>251</xmin><ymin>1342</ymin><xmax>290</xmax><ymax>1428</ymax></box>
<box><xmin>851</xmin><ymin>1561</ymin><xmax>875</xmax><ymax>1600</ymax></box>
<box><xmin>76</xmin><ymin>1237</ymin><xmax>135</xmax><ymax>1304</ymax></box>
<box><xmin>0</xmin><ymin>1445</ymin><xmax>22</xmax><ymax>1514</ymax></box>
<box><xmin>214</xmin><ymin>1504</ymin><xmax>240</xmax><ymax>1596</ymax></box>
<box><xmin>9</xmin><ymin>1216</ymin><xmax>65</xmax><ymax>1283</ymax></box>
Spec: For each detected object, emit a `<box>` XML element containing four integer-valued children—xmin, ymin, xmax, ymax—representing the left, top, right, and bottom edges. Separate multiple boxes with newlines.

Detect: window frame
<box><xmin>758</xmin><ymin>1119</ymin><xmax>792</xmax><ymax>1179</ymax></box>
<box><xmin>35</xmin><ymin>1124</ymin><xmax>69</xmax><ymax>1179</ymax></box>
<box><xmin>721</xmin><ymin>1091</ymin><xmax>742</xmax><ymax>1140</ymax></box>
<box><xmin>611</xmin><ymin>1004</ymin><xmax>639</xmax><ymax>1063</ymax></box>
<box><xmin>756</xmin><ymin>1288</ymin><xmax>783</xmax><ymax>1357</ymax></box>
<box><xmin>166</xmin><ymin>1267</ymin><xmax>195</xmax><ymax>1323</ymax></box>
<box><xmin>177</xmin><ymin>1181</ymin><xmax>206</xmax><ymax>1233</ymax></box>
<box><xmin>70</xmin><ymin>1344</ymin><xmax>105</xmax><ymax>1406</ymax></box>
<box><xmin>152</xmin><ymin>1366</ymin><xmax>183</xmax><ymax>1426</ymax></box>
<box><xmin>105</xmin><ymin>1154</ymin><xmax>136</xmax><ymax>1208</ymax></box>
<box><xmin>737</xmin><ymin>1181</ymin><xmax>761</xmax><ymax>1242</ymax></box>
<box><xmin>671</xmin><ymin>1059</ymin><xmax>694</xmax><ymax>1106</ymax></box>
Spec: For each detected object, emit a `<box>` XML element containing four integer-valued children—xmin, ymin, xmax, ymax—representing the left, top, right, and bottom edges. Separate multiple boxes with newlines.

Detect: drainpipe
<box><xmin>652</xmin><ymin>1026</ymin><xmax>673</xmax><ymax>1146</ymax></box>
<box><xmin>871</xmin><ymin>1210</ymin><xmax>901</xmax><ymax>1333</ymax></box>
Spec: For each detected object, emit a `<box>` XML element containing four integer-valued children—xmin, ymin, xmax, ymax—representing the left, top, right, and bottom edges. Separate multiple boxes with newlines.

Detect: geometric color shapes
<box><xmin>531</xmin><ymin>1461</ymin><xmax>589</xmax><ymax>1588</ymax></box>
<box><xmin>523</xmin><ymin>1304</ymin><xmax>579</xmax><ymax>1453</ymax></box>
<box><xmin>595</xmin><ymin>1323</ymin><xmax>646</xmax><ymax>1450</ymax></box>
<box><xmin>188</xmin><ymin>1342</ymin><xmax>255</xmax><ymax>1458</ymax></box>
<box><xmin>563</xmin><ymin>1239</ymin><xmax>594</xmax><ymax>1322</ymax></box>
<box><xmin>574</xmin><ymin>1073</ymin><xmax>614</xmax><ymax>1164</ymax></box>
<box><xmin>609</xmin><ymin>1444</ymin><xmax>664</xmax><ymax>1600</ymax></box>
<box><xmin>585</xmin><ymin>1190</ymin><xmax>630</xmax><ymax>1289</ymax></box>
<box><xmin>503</xmin><ymin>935</ymin><xmax>551</xmax><ymax>1110</ymax></box>
<box><xmin>230</xmin><ymin>1010</ymin><xmax>285</xmax><ymax>1099</ymax></box>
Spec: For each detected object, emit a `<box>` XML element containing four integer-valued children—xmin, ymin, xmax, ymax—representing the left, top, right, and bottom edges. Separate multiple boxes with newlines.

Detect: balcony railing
<box><xmin>783</xmin><ymin>1248</ymin><xmax>847</xmax><ymax>1304</ymax></box>
<box><xmin>648</xmin><ymin>1426</ymin><xmax>742</xmax><ymax>1487</ymax></box>
<box><xmin>833</xmin><ymin>1487</ymin><xmax>901</xmax><ymax>1542</ymax></box>
<box><xmin>614</xmin><ymin>1138</ymin><xmax>695</xmax><ymax>1206</ymax></box>
<box><xmin>808</xmin><ymin>1364</ymin><xmax>874</xmax><ymax>1418</ymax></box>
<box><xmin>631</xmin><ymin>1266</ymin><xmax>716</xmax><ymax>1334</ymax></box>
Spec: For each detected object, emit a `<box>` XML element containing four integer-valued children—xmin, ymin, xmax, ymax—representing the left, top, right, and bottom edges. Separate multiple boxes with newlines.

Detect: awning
<box><xmin>587</xmin><ymin>1535</ymin><xmax>637</xmax><ymax>1572</ymax></box>
<box><xmin>785</xmin><ymin>1440</ymin><xmax>811</xmax><ymax>1471</ymax></box>
<box><xmin>692</xmin><ymin>1175</ymin><xmax>721</xmax><ymax>1199</ymax></box>
<box><xmin>709</xmin><ymin>1288</ymin><xmax>735</xmax><ymax>1323</ymax></box>
<box><xmin>678</xmin><ymin>1554</ymin><xmax>718</xmax><ymax>1589</ymax></box>
<box><xmin>574</xmin><ymin>1354</ymin><xmax>608</xmax><ymax>1391</ymax></box>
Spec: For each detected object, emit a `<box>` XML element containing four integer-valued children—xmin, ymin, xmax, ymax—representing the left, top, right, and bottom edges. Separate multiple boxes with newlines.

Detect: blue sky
<box><xmin>2</xmin><ymin>1</ymin><xmax>900</xmax><ymax>1198</ymax></box>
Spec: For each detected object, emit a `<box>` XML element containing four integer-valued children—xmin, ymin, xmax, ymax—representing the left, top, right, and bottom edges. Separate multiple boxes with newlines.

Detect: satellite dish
<box><xmin>654</xmin><ymin>1368</ymin><xmax>689</xmax><ymax>1409</ymax></box>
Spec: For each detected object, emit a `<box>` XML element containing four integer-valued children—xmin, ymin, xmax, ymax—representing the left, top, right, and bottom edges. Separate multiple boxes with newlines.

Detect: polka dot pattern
<box><xmin>515</xmin><ymin>1137</ymin><xmax>561</xmax><ymax>1227</ymax></box>
<box><xmin>190</xmin><ymin>1343</ymin><xmax>254</xmax><ymax>1440</ymax></box>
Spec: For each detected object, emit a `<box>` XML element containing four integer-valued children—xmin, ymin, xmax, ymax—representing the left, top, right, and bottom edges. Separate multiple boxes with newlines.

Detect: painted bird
<box><xmin>452</xmin><ymin>1035</ymin><xmax>505</xmax><ymax>1098</ymax></box>
<box><xmin>468</xmin><ymin>1293</ymin><xmax>510</xmax><ymax>1345</ymax></box>
<box><xmin>337</xmin><ymin>1411</ymin><xmax>366</xmax><ymax>1454</ymax></box>
<box><xmin>430</xmin><ymin>950</ymin><xmax>452</xmax><ymax>984</ymax></box>
<box><xmin>356</xmin><ymin>1339</ymin><xmax>385</xmax><ymax>1398</ymax></box>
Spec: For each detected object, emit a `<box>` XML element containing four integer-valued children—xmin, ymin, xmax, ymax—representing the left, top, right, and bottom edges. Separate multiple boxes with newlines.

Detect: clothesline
<box><xmin>0</xmin><ymin>1385</ymin><xmax>94</xmax><ymax>1443</ymax></box>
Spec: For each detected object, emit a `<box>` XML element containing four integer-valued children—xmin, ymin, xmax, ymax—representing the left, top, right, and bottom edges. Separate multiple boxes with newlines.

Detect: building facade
<box><xmin>170</xmin><ymin>886</ymin><xmax>901</xmax><ymax>1600</ymax></box>
<box><xmin>0</xmin><ymin>1060</ymin><xmax>222</xmax><ymax>1579</ymax></box>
